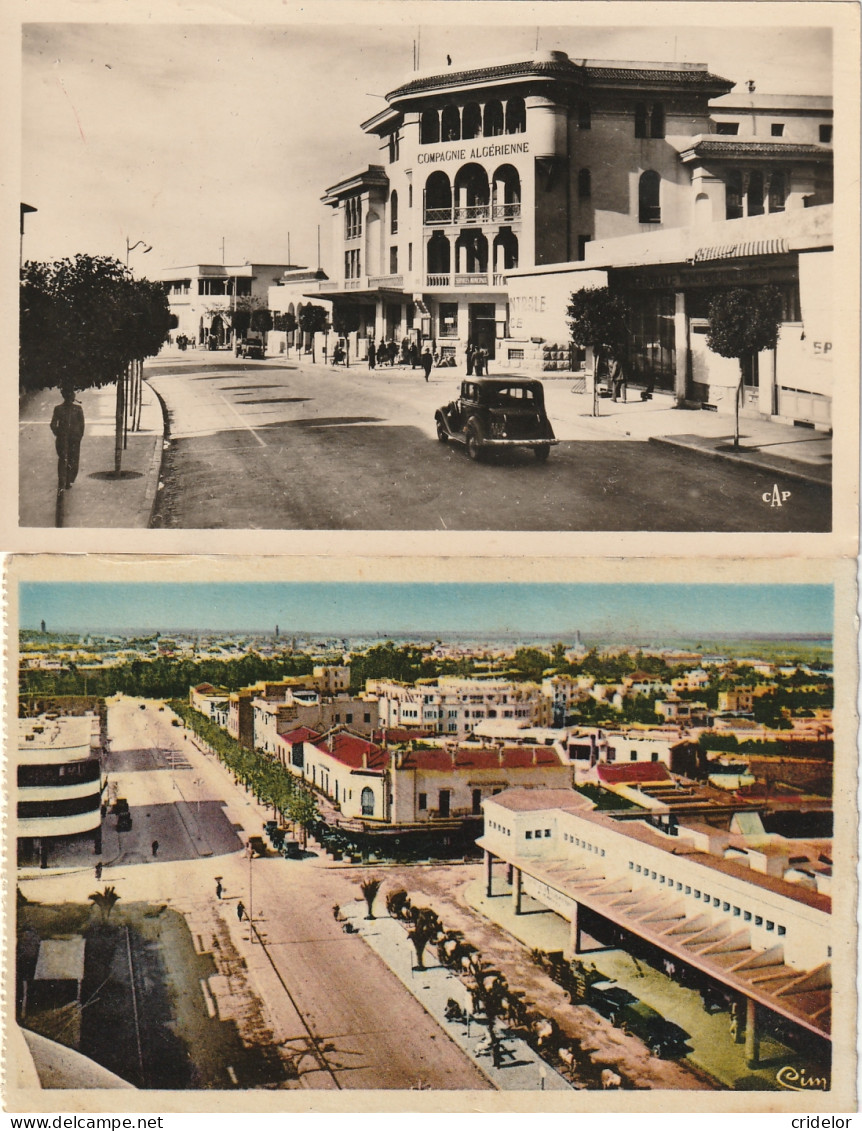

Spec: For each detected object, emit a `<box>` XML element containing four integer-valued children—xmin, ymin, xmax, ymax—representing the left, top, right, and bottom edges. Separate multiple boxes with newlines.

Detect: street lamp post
<box><xmin>246</xmin><ymin>841</ymin><xmax>255</xmax><ymax>944</ymax></box>
<box><xmin>125</xmin><ymin>238</ymin><xmax>152</xmax><ymax>267</ymax></box>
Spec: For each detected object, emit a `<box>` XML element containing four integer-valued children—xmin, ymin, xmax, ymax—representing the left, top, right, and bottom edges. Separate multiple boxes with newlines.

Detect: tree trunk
<box><xmin>114</xmin><ymin>372</ymin><xmax>125</xmax><ymax>475</ymax></box>
<box><xmin>734</xmin><ymin>360</ymin><xmax>745</xmax><ymax>448</ymax></box>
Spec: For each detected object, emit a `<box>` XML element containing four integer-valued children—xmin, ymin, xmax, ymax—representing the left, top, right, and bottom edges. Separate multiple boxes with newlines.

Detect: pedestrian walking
<box><xmin>476</xmin><ymin>347</ymin><xmax>489</xmax><ymax>376</ymax></box>
<box><xmin>151</xmin><ymin>839</ymin><xmax>159</xmax><ymax>857</ymax></box>
<box><xmin>465</xmin><ymin>342</ymin><xmax>475</xmax><ymax>376</ymax></box>
<box><xmin>94</xmin><ymin>861</ymin><xmax>103</xmax><ymax>881</ymax></box>
<box><xmin>236</xmin><ymin>900</ymin><xmax>246</xmax><ymax>922</ymax></box>
<box><xmin>409</xmin><ymin>341</ymin><xmax>419</xmax><ymax>369</ymax></box>
<box><xmin>50</xmin><ymin>388</ymin><xmax>86</xmax><ymax>490</ymax></box>
<box><xmin>421</xmin><ymin>347</ymin><xmax>433</xmax><ymax>381</ymax></box>
<box><xmin>215</xmin><ymin>879</ymin><xmax>223</xmax><ymax>899</ymax></box>
<box><xmin>367</xmin><ymin>339</ymin><xmax>376</xmax><ymax>370</ymax></box>
<box><xmin>609</xmin><ymin>355</ymin><xmax>627</xmax><ymax>402</ymax></box>
<box><xmin>377</xmin><ymin>338</ymin><xmax>387</xmax><ymax>366</ymax></box>
<box><xmin>387</xmin><ymin>339</ymin><xmax>398</xmax><ymax>367</ymax></box>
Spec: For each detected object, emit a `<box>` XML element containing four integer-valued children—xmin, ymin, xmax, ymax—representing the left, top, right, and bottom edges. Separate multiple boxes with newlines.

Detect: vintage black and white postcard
<box><xmin>6</xmin><ymin>0</ymin><xmax>859</xmax><ymax>558</ymax></box>
<box><xmin>2</xmin><ymin>554</ymin><xmax>857</xmax><ymax>1112</ymax></box>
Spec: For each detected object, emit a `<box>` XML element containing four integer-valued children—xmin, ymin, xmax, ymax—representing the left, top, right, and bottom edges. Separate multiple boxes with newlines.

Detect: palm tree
<box><xmin>88</xmin><ymin>885</ymin><xmax>121</xmax><ymax>923</ymax></box>
<box><xmin>408</xmin><ymin>907</ymin><xmax>440</xmax><ymax>970</ymax></box>
<box><xmin>359</xmin><ymin>876</ymin><xmax>383</xmax><ymax>919</ymax></box>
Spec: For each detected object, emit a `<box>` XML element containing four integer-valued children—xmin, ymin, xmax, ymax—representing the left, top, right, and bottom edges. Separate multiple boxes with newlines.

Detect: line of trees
<box><xmin>169</xmin><ymin>701</ymin><xmax>319</xmax><ymax>842</ymax></box>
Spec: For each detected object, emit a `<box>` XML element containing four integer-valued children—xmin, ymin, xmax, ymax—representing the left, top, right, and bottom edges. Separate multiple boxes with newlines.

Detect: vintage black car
<box><xmin>587</xmin><ymin>979</ymin><xmax>690</xmax><ymax>1058</ymax></box>
<box><xmin>435</xmin><ymin>377</ymin><xmax>558</xmax><ymax>461</ymax></box>
<box><xmin>235</xmin><ymin>337</ymin><xmax>265</xmax><ymax>359</ymax></box>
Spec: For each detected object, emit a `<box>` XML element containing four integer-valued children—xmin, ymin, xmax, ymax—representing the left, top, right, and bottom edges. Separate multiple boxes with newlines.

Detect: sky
<box><xmin>19</xmin><ymin>11</ymin><xmax>833</xmax><ymax>274</ymax></box>
<box><xmin>18</xmin><ymin>582</ymin><xmax>833</xmax><ymax>640</ymax></box>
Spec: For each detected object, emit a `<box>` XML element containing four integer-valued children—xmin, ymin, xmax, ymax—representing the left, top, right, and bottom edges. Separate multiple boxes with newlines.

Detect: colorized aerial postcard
<box><xmin>3</xmin><ymin>554</ymin><xmax>856</xmax><ymax>1113</ymax></box>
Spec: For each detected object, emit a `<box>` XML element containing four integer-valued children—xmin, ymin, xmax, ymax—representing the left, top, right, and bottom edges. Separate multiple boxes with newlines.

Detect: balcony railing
<box><xmin>344</xmin><ymin>278</ymin><xmax>364</xmax><ymax>290</ymax></box>
<box><xmin>424</xmin><ymin>207</ymin><xmax>453</xmax><ymax>224</ymax></box>
<box><xmin>426</xmin><ymin>273</ymin><xmax>451</xmax><ymax>287</ymax></box>
<box><xmin>492</xmin><ymin>273</ymin><xmax>507</xmax><ymax>286</ymax></box>
<box><xmin>368</xmin><ymin>275</ymin><xmax>404</xmax><ymax>289</ymax></box>
<box><xmin>493</xmin><ymin>203</ymin><xmax>522</xmax><ymax>221</ymax></box>
<box><xmin>454</xmin><ymin>204</ymin><xmax>490</xmax><ymax>223</ymax></box>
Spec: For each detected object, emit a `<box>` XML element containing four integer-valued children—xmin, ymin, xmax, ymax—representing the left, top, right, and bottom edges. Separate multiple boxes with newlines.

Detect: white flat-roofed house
<box><xmin>18</xmin><ymin>716</ymin><xmax>104</xmax><ymax>860</ymax></box>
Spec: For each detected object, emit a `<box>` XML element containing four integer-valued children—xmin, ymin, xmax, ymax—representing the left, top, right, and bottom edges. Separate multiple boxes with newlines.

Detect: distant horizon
<box><xmin>18</xmin><ymin>582</ymin><xmax>833</xmax><ymax>641</ymax></box>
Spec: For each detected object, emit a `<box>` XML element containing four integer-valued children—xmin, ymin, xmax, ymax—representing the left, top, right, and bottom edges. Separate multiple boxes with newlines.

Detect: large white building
<box><xmin>367</xmin><ymin>675</ymin><xmax>551</xmax><ymax>739</ymax></box>
<box><xmin>480</xmin><ymin>787</ymin><xmax>831</xmax><ymax>1064</ymax></box>
<box><xmin>315</xmin><ymin>49</ymin><xmax>832</xmax><ymax>425</ymax></box>
<box><xmin>18</xmin><ymin>715</ymin><xmax>104</xmax><ymax>864</ymax></box>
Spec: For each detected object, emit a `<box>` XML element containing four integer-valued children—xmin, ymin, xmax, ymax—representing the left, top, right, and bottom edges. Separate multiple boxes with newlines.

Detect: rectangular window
<box><xmin>636</xmin><ymin>865</ymin><xmax>642</xmax><ymax>873</ymax></box>
<box><xmin>418</xmin><ymin>793</ymin><xmax>427</xmax><ymax>810</ymax></box>
<box><xmin>526</xmin><ymin>830</ymin><xmax>533</xmax><ymax>839</ymax></box>
<box><xmin>722</xmin><ymin>901</ymin><xmax>730</xmax><ymax>911</ymax></box>
<box><xmin>694</xmin><ymin>889</ymin><xmax>700</xmax><ymax>898</ymax></box>
<box><xmin>819</xmin><ymin>124</ymin><xmax>833</xmax><ymax>143</ymax></box>
<box><xmin>578</xmin><ymin>102</ymin><xmax>591</xmax><ymax>129</ymax></box>
<box><xmin>716</xmin><ymin>121</ymin><xmax>739</xmax><ymax>135</ymax></box>
<box><xmin>364</xmin><ymin>713</ymin><xmax>371</xmax><ymax>723</ymax></box>
<box><xmin>744</xmin><ymin>910</ymin><xmax>751</xmax><ymax>921</ymax></box>
<box><xmin>408</xmin><ymin>243</ymin><xmax>413</xmax><ymax>271</ymax></box>
<box><xmin>766</xmin><ymin>920</ymin><xmax>774</xmax><ymax>931</ymax></box>
<box><xmin>544</xmin><ymin>829</ymin><xmax>551</xmax><ymax>838</ymax></box>
<box><xmin>685</xmin><ymin>885</ymin><xmax>691</xmax><ymax>895</ymax></box>
<box><xmin>439</xmin><ymin>302</ymin><xmax>459</xmax><ymax>337</ymax></box>
<box><xmin>777</xmin><ymin>925</ymin><xmax>786</xmax><ymax>936</ymax></box>
<box><xmin>733</xmin><ymin>906</ymin><xmax>741</xmax><ymax>916</ymax></box>
<box><xmin>390</xmin><ymin>246</ymin><xmax>398</xmax><ymax>274</ymax></box>
<box><xmin>755</xmin><ymin>915</ymin><xmax>763</xmax><ymax>926</ymax></box>
<box><xmin>771</xmin><ymin>123</ymin><xmax>785</xmax><ymax>137</ymax></box>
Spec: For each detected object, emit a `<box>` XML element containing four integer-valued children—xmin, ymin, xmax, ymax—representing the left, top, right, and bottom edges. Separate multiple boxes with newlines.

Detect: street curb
<box><xmin>146</xmin><ymin>379</ymin><xmax>170</xmax><ymax>529</ymax></box>
<box><xmin>648</xmin><ymin>434</ymin><xmax>832</xmax><ymax>489</ymax></box>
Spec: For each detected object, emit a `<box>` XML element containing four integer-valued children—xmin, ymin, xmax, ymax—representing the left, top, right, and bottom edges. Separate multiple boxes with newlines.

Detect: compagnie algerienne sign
<box><xmin>417</xmin><ymin>140</ymin><xmax>530</xmax><ymax>164</ymax></box>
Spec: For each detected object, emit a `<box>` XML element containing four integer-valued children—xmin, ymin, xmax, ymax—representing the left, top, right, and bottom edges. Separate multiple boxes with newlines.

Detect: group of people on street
<box><xmin>369</xmin><ymin>337</ymin><xmax>419</xmax><ymax>369</ymax></box>
<box><xmin>364</xmin><ymin>336</ymin><xmax>491</xmax><ymax>379</ymax></box>
<box><xmin>465</xmin><ymin>342</ymin><xmax>490</xmax><ymax>377</ymax></box>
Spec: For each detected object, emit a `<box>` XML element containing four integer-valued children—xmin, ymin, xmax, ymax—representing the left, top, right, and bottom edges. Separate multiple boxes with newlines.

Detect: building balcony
<box><xmin>368</xmin><ymin>274</ymin><xmax>404</xmax><ymax>289</ymax></box>
<box><xmin>425</xmin><ymin>273</ymin><xmax>508</xmax><ymax>289</ymax></box>
<box><xmin>423</xmin><ymin>204</ymin><xmax>522</xmax><ymax>226</ymax></box>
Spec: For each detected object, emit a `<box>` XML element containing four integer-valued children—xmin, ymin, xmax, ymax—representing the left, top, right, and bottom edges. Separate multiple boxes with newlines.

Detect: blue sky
<box><xmin>21</xmin><ymin>16</ymin><xmax>832</xmax><ymax>270</ymax></box>
<box><xmin>19</xmin><ymin>582</ymin><xmax>833</xmax><ymax>639</ymax></box>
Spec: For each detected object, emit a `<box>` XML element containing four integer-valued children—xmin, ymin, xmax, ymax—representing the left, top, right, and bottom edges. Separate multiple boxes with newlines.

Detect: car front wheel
<box><xmin>436</xmin><ymin>415</ymin><xmax>449</xmax><ymax>443</ymax></box>
<box><xmin>534</xmin><ymin>444</ymin><xmax>551</xmax><ymax>462</ymax></box>
<box><xmin>465</xmin><ymin>421</ymin><xmax>484</xmax><ymax>462</ymax></box>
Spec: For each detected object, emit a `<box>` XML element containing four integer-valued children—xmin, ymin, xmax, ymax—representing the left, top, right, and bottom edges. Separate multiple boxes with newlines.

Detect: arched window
<box><xmin>638</xmin><ymin>171</ymin><xmax>661</xmax><ymax>223</ymax></box>
<box><xmin>420</xmin><ymin>109</ymin><xmax>440</xmax><ymax>145</ymax></box>
<box><xmin>491</xmin><ymin>164</ymin><xmax>521</xmax><ymax>220</ymax></box>
<box><xmin>462</xmin><ymin>102</ymin><xmax>482</xmax><ymax>139</ymax></box>
<box><xmin>442</xmin><ymin>104</ymin><xmax>461</xmax><ymax>141</ymax></box>
<box><xmin>505</xmin><ymin>97</ymin><xmax>526</xmax><ymax>134</ymax></box>
<box><xmin>483</xmin><ymin>100</ymin><xmax>504</xmax><ymax>137</ymax></box>
<box><xmin>427</xmin><ymin>231</ymin><xmax>451</xmax><ymax>275</ymax></box>
<box><xmin>493</xmin><ymin>228</ymin><xmax>519</xmax><ymax>272</ymax></box>
<box><xmin>424</xmin><ymin>171</ymin><xmax>452</xmax><ymax>223</ymax></box>
<box><xmin>578</xmin><ymin>168</ymin><xmax>592</xmax><ymax>199</ymax></box>
<box><xmin>456</xmin><ymin>230</ymin><xmax>488</xmax><ymax>274</ymax></box>
<box><xmin>768</xmin><ymin>170</ymin><xmax>786</xmax><ymax>213</ymax></box>
<box><xmin>634</xmin><ymin>102</ymin><xmax>648</xmax><ymax>139</ymax></box>
<box><xmin>650</xmin><ymin>103</ymin><xmax>665</xmax><ymax>139</ymax></box>
<box><xmin>390</xmin><ymin>190</ymin><xmax>398</xmax><ymax>234</ymax></box>
<box><xmin>454</xmin><ymin>163</ymin><xmax>490</xmax><ymax>221</ymax></box>
<box><xmin>361</xmin><ymin>787</ymin><xmax>374</xmax><ymax>816</ymax></box>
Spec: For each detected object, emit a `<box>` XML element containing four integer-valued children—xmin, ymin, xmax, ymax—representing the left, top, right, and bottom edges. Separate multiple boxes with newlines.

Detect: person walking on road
<box><xmin>421</xmin><ymin>347</ymin><xmax>433</xmax><ymax>381</ymax></box>
<box><xmin>367</xmin><ymin>339</ymin><xmax>376</xmax><ymax>370</ymax></box>
<box><xmin>151</xmin><ymin>839</ymin><xmax>159</xmax><ymax>857</ymax></box>
<box><xmin>236</xmin><ymin>900</ymin><xmax>246</xmax><ymax>922</ymax></box>
<box><xmin>465</xmin><ymin>342</ymin><xmax>475</xmax><ymax>376</ymax></box>
<box><xmin>50</xmin><ymin>387</ymin><xmax>85</xmax><ymax>490</ymax></box>
<box><xmin>94</xmin><ymin>861</ymin><xmax>103</xmax><ymax>881</ymax></box>
<box><xmin>215</xmin><ymin>879</ymin><xmax>223</xmax><ymax>899</ymax></box>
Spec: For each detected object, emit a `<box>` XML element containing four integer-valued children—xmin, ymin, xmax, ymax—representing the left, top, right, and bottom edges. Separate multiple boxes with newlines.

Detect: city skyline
<box><xmin>18</xmin><ymin>582</ymin><xmax>833</xmax><ymax>639</ymax></box>
<box><xmin>20</xmin><ymin>10</ymin><xmax>832</xmax><ymax>271</ymax></box>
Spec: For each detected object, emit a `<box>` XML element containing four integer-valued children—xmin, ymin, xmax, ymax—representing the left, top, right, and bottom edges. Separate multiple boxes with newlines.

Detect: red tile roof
<box><xmin>279</xmin><ymin>726</ymin><xmax>322</xmax><ymax>745</ymax></box>
<box><xmin>597</xmin><ymin>762</ymin><xmax>673</xmax><ymax>786</ymax></box>
<box><xmin>372</xmin><ymin>728</ymin><xmax>431</xmax><ymax>744</ymax></box>
<box><xmin>314</xmin><ymin>730</ymin><xmax>388</xmax><ymax>771</ymax></box>
<box><xmin>400</xmin><ymin>745</ymin><xmax>564</xmax><ymax>771</ymax></box>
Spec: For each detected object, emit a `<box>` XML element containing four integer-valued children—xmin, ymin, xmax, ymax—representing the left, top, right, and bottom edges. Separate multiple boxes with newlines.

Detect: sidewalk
<box><xmin>540</xmin><ymin>381</ymin><xmax>832</xmax><ymax>487</ymax></box>
<box><xmin>19</xmin><ymin>378</ymin><xmax>166</xmax><ymax>528</ymax></box>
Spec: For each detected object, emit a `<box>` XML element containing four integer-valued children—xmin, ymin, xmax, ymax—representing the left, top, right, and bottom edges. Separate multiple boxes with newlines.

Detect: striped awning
<box><xmin>690</xmin><ymin>238</ymin><xmax>790</xmax><ymax>263</ymax></box>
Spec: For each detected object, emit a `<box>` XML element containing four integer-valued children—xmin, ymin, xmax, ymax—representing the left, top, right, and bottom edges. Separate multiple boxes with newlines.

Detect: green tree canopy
<box><xmin>20</xmin><ymin>255</ymin><xmax>171</xmax><ymax>397</ymax></box>
<box><xmin>567</xmin><ymin>286</ymin><xmax>630</xmax><ymax>358</ymax></box>
<box><xmin>706</xmin><ymin>286</ymin><xmax>783</xmax><ymax>361</ymax></box>
<box><xmin>298</xmin><ymin>304</ymin><xmax>329</xmax><ymax>335</ymax></box>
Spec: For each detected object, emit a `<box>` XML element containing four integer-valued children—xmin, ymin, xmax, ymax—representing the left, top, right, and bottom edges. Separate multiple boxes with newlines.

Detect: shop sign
<box><xmin>417</xmin><ymin>140</ymin><xmax>530</xmax><ymax>165</ymax></box>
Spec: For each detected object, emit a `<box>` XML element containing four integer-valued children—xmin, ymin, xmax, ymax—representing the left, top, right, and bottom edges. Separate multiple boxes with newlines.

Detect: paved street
<box><xmin>19</xmin><ymin>697</ymin><xmax>490</xmax><ymax>1091</ymax></box>
<box><xmin>147</xmin><ymin>353</ymin><xmax>831</xmax><ymax>532</ymax></box>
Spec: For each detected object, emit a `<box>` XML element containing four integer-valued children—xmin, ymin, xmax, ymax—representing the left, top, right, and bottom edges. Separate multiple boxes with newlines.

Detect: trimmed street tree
<box><xmin>706</xmin><ymin>285</ymin><xmax>783</xmax><ymax>447</ymax></box>
<box><xmin>20</xmin><ymin>255</ymin><xmax>173</xmax><ymax>490</ymax></box>
<box><xmin>88</xmin><ymin>885</ymin><xmax>121</xmax><ymax>923</ymax></box>
<box><xmin>359</xmin><ymin>876</ymin><xmax>383</xmax><ymax>919</ymax></box>
<box><xmin>567</xmin><ymin>286</ymin><xmax>631</xmax><ymax>416</ymax></box>
<box><xmin>288</xmin><ymin>787</ymin><xmax>319</xmax><ymax>848</ymax></box>
<box><xmin>298</xmin><ymin>303</ymin><xmax>329</xmax><ymax>362</ymax></box>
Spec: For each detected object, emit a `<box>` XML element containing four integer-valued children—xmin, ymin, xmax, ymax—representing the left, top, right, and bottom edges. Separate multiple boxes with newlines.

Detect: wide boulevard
<box><xmin>147</xmin><ymin>352</ymin><xmax>830</xmax><ymax>532</ymax></box>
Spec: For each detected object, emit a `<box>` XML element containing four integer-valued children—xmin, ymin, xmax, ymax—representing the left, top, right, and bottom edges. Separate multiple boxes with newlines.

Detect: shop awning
<box><xmin>690</xmin><ymin>238</ymin><xmax>790</xmax><ymax>264</ymax></box>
